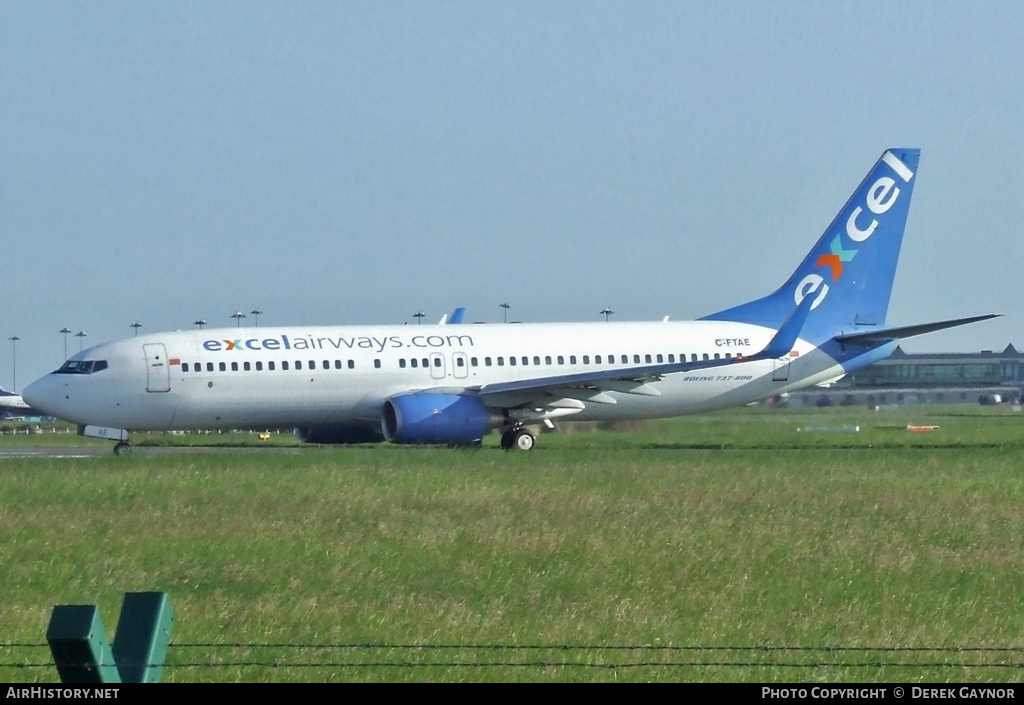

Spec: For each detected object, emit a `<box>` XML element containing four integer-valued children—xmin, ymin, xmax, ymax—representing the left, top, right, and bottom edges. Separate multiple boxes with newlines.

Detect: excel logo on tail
<box><xmin>815</xmin><ymin>235</ymin><xmax>857</xmax><ymax>281</ymax></box>
<box><xmin>795</xmin><ymin>151</ymin><xmax>914</xmax><ymax>310</ymax></box>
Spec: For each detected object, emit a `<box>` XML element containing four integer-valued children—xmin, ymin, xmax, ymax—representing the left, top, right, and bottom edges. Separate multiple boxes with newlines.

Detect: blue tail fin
<box><xmin>702</xmin><ymin>148</ymin><xmax>920</xmax><ymax>341</ymax></box>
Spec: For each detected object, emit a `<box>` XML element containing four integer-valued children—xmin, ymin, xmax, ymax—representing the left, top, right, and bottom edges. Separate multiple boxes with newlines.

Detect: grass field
<box><xmin>2</xmin><ymin>406</ymin><xmax>1023</xmax><ymax>682</ymax></box>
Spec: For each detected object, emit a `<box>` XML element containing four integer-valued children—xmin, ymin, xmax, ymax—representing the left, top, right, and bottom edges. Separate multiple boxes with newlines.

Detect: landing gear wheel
<box><xmin>512</xmin><ymin>428</ymin><xmax>536</xmax><ymax>451</ymax></box>
<box><xmin>113</xmin><ymin>441</ymin><xmax>132</xmax><ymax>456</ymax></box>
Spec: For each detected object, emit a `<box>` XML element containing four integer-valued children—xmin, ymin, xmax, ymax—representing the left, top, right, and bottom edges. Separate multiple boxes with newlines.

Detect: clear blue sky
<box><xmin>2</xmin><ymin>1</ymin><xmax>1021</xmax><ymax>388</ymax></box>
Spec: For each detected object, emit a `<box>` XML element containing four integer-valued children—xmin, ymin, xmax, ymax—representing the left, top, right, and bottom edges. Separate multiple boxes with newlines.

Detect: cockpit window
<box><xmin>54</xmin><ymin>359</ymin><xmax>109</xmax><ymax>374</ymax></box>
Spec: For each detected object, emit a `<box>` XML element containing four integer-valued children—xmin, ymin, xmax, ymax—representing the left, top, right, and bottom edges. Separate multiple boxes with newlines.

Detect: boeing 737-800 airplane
<box><xmin>23</xmin><ymin>149</ymin><xmax>995</xmax><ymax>454</ymax></box>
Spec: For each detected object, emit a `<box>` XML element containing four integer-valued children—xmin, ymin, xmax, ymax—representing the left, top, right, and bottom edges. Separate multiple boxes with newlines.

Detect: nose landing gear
<box><xmin>78</xmin><ymin>424</ymin><xmax>132</xmax><ymax>456</ymax></box>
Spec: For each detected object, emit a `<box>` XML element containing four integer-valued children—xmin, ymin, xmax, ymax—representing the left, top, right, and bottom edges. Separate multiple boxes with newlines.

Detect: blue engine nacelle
<box><xmin>381</xmin><ymin>393</ymin><xmax>496</xmax><ymax>445</ymax></box>
<box><xmin>295</xmin><ymin>424</ymin><xmax>384</xmax><ymax>444</ymax></box>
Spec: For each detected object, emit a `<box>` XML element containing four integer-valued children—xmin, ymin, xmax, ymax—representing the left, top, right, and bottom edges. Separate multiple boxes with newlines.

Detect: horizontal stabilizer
<box><xmin>834</xmin><ymin>314</ymin><xmax>1001</xmax><ymax>346</ymax></box>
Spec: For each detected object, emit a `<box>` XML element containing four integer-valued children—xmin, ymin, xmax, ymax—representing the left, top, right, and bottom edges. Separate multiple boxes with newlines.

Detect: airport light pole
<box><xmin>500</xmin><ymin>302</ymin><xmax>510</xmax><ymax>323</ymax></box>
<box><xmin>412</xmin><ymin>311</ymin><xmax>425</xmax><ymax>325</ymax></box>
<box><xmin>59</xmin><ymin>327</ymin><xmax>72</xmax><ymax>360</ymax></box>
<box><xmin>8</xmin><ymin>336</ymin><xmax>19</xmax><ymax>393</ymax></box>
<box><xmin>130</xmin><ymin>321</ymin><xmax>142</xmax><ymax>336</ymax></box>
<box><xmin>231</xmin><ymin>312</ymin><xmax>246</xmax><ymax>327</ymax></box>
<box><xmin>600</xmin><ymin>307</ymin><xmax>614</xmax><ymax>322</ymax></box>
<box><xmin>76</xmin><ymin>331</ymin><xmax>87</xmax><ymax>352</ymax></box>
<box><xmin>250</xmin><ymin>309</ymin><xmax>263</xmax><ymax>328</ymax></box>
<box><xmin>194</xmin><ymin>319</ymin><xmax>206</xmax><ymax>330</ymax></box>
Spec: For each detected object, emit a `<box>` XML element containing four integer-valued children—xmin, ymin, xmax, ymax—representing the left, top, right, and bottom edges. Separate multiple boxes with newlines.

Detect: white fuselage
<box><xmin>23</xmin><ymin>320</ymin><xmax>847</xmax><ymax>434</ymax></box>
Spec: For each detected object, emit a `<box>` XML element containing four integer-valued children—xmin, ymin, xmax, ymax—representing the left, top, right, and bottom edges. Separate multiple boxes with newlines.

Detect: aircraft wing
<box><xmin>470</xmin><ymin>297</ymin><xmax>816</xmax><ymax>408</ymax></box>
<box><xmin>472</xmin><ymin>349</ymin><xmax>776</xmax><ymax>412</ymax></box>
<box><xmin>474</xmin><ymin>356</ymin><xmax>732</xmax><ymax>399</ymax></box>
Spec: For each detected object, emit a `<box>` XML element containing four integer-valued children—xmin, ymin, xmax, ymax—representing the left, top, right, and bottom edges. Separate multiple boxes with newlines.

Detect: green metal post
<box><xmin>112</xmin><ymin>591</ymin><xmax>174</xmax><ymax>683</ymax></box>
<box><xmin>46</xmin><ymin>605</ymin><xmax>122</xmax><ymax>684</ymax></box>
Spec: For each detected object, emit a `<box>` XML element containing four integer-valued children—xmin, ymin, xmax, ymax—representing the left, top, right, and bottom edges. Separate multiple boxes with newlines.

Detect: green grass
<box><xmin>2</xmin><ymin>407</ymin><xmax>1023</xmax><ymax>681</ymax></box>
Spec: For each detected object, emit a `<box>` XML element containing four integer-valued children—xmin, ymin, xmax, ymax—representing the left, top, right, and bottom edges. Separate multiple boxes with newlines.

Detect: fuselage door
<box><xmin>452</xmin><ymin>352</ymin><xmax>469</xmax><ymax>379</ymax></box>
<box><xmin>144</xmin><ymin>343</ymin><xmax>171</xmax><ymax>393</ymax></box>
<box><xmin>429</xmin><ymin>352</ymin><xmax>446</xmax><ymax>380</ymax></box>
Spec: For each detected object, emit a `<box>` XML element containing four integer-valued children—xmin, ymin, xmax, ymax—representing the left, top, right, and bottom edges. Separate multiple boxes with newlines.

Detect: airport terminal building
<box><xmin>787</xmin><ymin>344</ymin><xmax>1024</xmax><ymax>407</ymax></box>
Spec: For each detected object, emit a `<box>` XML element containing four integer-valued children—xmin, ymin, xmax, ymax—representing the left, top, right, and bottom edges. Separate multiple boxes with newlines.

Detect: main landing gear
<box><xmin>500</xmin><ymin>426</ymin><xmax>536</xmax><ymax>452</ymax></box>
<box><xmin>113</xmin><ymin>441</ymin><xmax>133</xmax><ymax>456</ymax></box>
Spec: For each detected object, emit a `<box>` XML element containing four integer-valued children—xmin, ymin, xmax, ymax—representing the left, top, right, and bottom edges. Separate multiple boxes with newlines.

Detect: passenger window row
<box><xmin>477</xmin><ymin>351</ymin><xmax>733</xmax><ymax>367</ymax></box>
<box><xmin>179</xmin><ymin>350</ymin><xmax>734</xmax><ymax>375</ymax></box>
<box><xmin>181</xmin><ymin>359</ymin><xmax>357</xmax><ymax>373</ymax></box>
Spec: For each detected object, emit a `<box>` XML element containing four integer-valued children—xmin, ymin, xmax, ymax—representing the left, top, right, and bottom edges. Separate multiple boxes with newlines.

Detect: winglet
<box><xmin>747</xmin><ymin>294</ymin><xmax>815</xmax><ymax>361</ymax></box>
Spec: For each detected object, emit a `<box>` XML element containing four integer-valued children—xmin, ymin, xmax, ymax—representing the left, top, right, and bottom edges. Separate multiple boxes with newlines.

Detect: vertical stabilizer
<box><xmin>702</xmin><ymin>149</ymin><xmax>920</xmax><ymax>341</ymax></box>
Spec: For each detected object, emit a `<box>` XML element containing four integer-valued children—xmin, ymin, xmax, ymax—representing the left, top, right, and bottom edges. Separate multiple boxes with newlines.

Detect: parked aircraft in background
<box><xmin>437</xmin><ymin>307</ymin><xmax>465</xmax><ymax>325</ymax></box>
<box><xmin>447</xmin><ymin>307</ymin><xmax>466</xmax><ymax>325</ymax></box>
<box><xmin>22</xmin><ymin>149</ymin><xmax>996</xmax><ymax>454</ymax></box>
<box><xmin>0</xmin><ymin>385</ymin><xmax>44</xmax><ymax>419</ymax></box>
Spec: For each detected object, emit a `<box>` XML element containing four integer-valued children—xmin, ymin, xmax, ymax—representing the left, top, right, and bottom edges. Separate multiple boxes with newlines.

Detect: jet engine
<box><xmin>381</xmin><ymin>393</ymin><xmax>498</xmax><ymax>445</ymax></box>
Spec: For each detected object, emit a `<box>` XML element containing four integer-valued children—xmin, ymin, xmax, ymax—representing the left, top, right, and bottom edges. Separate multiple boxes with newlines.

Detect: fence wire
<box><xmin>4</xmin><ymin>642</ymin><xmax>1024</xmax><ymax>672</ymax></box>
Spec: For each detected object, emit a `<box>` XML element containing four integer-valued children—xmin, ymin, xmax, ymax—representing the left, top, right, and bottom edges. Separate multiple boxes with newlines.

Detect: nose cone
<box><xmin>22</xmin><ymin>375</ymin><xmax>60</xmax><ymax>417</ymax></box>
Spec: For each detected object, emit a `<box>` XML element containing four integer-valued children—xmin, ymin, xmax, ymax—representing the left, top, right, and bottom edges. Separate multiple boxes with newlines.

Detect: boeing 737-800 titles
<box><xmin>23</xmin><ymin>149</ymin><xmax>996</xmax><ymax>454</ymax></box>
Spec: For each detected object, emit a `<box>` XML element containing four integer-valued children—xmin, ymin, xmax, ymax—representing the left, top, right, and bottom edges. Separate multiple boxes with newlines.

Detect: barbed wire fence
<box><xmin>4</xmin><ymin>642</ymin><xmax>1024</xmax><ymax>675</ymax></box>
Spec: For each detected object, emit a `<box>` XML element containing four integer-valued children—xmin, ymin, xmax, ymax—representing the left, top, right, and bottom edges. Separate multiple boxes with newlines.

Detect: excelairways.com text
<box><xmin>203</xmin><ymin>334</ymin><xmax>474</xmax><ymax>354</ymax></box>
